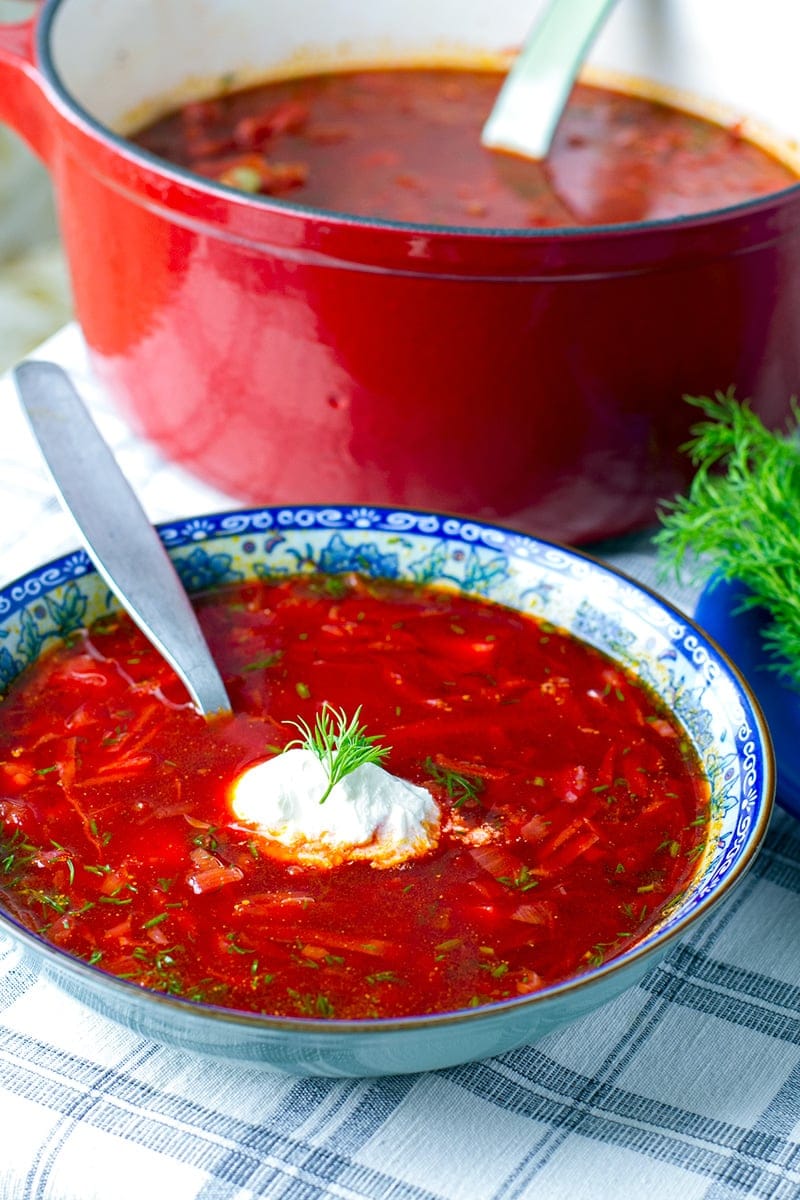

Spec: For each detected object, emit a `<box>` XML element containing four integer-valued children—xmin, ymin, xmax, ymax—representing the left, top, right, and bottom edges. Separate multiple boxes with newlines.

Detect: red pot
<box><xmin>2</xmin><ymin>0</ymin><xmax>800</xmax><ymax>543</ymax></box>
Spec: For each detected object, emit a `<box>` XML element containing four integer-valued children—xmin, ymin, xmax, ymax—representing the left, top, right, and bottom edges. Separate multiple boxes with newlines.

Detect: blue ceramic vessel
<box><xmin>695</xmin><ymin>576</ymin><xmax>799</xmax><ymax>821</ymax></box>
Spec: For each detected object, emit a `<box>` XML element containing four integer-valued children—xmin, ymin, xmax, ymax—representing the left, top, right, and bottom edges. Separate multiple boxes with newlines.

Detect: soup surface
<box><xmin>0</xmin><ymin>575</ymin><xmax>709</xmax><ymax>1019</ymax></box>
<box><xmin>132</xmin><ymin>68</ymin><xmax>798</xmax><ymax>227</ymax></box>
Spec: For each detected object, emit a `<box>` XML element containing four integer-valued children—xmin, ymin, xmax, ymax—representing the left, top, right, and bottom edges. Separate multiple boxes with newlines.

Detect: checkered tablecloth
<box><xmin>1</xmin><ymin>325</ymin><xmax>799</xmax><ymax>1200</ymax></box>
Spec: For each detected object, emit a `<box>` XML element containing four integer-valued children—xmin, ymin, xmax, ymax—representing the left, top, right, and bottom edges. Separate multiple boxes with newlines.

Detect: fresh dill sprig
<box><xmin>284</xmin><ymin>703</ymin><xmax>390</xmax><ymax>803</ymax></box>
<box><xmin>655</xmin><ymin>389</ymin><xmax>800</xmax><ymax>686</ymax></box>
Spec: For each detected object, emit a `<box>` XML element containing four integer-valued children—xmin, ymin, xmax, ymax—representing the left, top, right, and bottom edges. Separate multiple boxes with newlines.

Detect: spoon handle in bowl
<box><xmin>12</xmin><ymin>360</ymin><xmax>232</xmax><ymax>719</ymax></box>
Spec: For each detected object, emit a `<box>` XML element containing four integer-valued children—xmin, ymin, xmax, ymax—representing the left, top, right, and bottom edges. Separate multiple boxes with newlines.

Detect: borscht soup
<box><xmin>0</xmin><ymin>573</ymin><xmax>710</xmax><ymax>1020</ymax></box>
<box><xmin>131</xmin><ymin>68</ymin><xmax>799</xmax><ymax>227</ymax></box>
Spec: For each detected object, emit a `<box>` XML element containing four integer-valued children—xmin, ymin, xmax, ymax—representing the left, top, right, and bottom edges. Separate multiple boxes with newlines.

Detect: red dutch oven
<box><xmin>2</xmin><ymin>0</ymin><xmax>800</xmax><ymax>543</ymax></box>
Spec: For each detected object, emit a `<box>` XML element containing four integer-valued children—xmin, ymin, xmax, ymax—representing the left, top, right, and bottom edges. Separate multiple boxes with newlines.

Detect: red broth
<box><xmin>131</xmin><ymin>68</ymin><xmax>798</xmax><ymax>227</ymax></box>
<box><xmin>0</xmin><ymin>575</ymin><xmax>709</xmax><ymax>1019</ymax></box>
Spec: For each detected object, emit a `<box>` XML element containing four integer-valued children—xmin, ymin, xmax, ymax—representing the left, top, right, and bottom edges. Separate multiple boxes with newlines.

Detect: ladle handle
<box><xmin>482</xmin><ymin>0</ymin><xmax>618</xmax><ymax>160</ymax></box>
<box><xmin>13</xmin><ymin>360</ymin><xmax>232</xmax><ymax>719</ymax></box>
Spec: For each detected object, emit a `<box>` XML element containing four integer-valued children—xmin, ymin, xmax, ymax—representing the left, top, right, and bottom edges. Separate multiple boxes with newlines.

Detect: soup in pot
<box><xmin>132</xmin><ymin>68</ymin><xmax>798</xmax><ymax>227</ymax></box>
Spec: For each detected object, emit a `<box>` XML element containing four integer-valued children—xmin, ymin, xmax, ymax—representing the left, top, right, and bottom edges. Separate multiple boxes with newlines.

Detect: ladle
<box><xmin>481</xmin><ymin>0</ymin><xmax>619</xmax><ymax>160</ymax></box>
<box><xmin>13</xmin><ymin>360</ymin><xmax>232</xmax><ymax>719</ymax></box>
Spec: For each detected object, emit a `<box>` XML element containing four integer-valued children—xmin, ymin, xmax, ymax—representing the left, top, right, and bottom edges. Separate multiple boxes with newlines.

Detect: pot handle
<box><xmin>0</xmin><ymin>4</ymin><xmax>54</xmax><ymax>163</ymax></box>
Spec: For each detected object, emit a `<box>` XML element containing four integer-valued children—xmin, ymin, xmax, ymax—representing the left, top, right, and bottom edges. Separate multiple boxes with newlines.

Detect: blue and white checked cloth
<box><xmin>1</xmin><ymin>325</ymin><xmax>798</xmax><ymax>1200</ymax></box>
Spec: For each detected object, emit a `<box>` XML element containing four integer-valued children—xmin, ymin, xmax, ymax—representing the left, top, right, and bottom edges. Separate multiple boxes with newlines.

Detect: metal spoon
<box><xmin>13</xmin><ymin>359</ymin><xmax>232</xmax><ymax>719</ymax></box>
<box><xmin>481</xmin><ymin>0</ymin><xmax>618</xmax><ymax>160</ymax></box>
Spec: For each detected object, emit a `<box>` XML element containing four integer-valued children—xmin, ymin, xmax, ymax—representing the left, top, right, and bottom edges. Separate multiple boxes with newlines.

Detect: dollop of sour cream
<box><xmin>230</xmin><ymin>749</ymin><xmax>441</xmax><ymax>868</ymax></box>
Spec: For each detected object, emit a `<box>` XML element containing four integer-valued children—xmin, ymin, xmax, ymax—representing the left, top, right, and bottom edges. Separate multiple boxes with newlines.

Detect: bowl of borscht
<box><xmin>0</xmin><ymin>506</ymin><xmax>774</xmax><ymax>1076</ymax></box>
<box><xmin>1</xmin><ymin>1</ymin><xmax>800</xmax><ymax>544</ymax></box>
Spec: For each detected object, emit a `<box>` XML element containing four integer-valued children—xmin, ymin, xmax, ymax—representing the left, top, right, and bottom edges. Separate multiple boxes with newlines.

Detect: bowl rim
<box><xmin>34</xmin><ymin>0</ymin><xmax>800</xmax><ymax>245</ymax></box>
<box><xmin>0</xmin><ymin>503</ymin><xmax>777</xmax><ymax>1036</ymax></box>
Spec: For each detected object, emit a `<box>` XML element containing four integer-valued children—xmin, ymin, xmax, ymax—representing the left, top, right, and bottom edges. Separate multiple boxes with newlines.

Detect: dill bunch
<box><xmin>284</xmin><ymin>703</ymin><xmax>390</xmax><ymax>803</ymax></box>
<box><xmin>655</xmin><ymin>389</ymin><xmax>800</xmax><ymax>688</ymax></box>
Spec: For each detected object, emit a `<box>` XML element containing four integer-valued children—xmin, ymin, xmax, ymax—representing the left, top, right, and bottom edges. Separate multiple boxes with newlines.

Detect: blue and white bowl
<box><xmin>0</xmin><ymin>506</ymin><xmax>775</xmax><ymax>1076</ymax></box>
